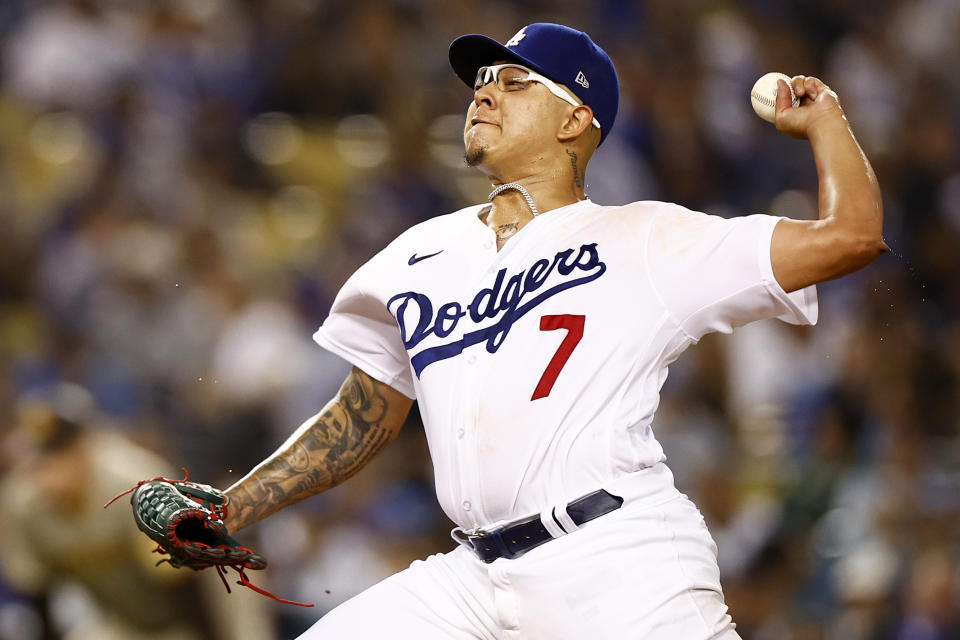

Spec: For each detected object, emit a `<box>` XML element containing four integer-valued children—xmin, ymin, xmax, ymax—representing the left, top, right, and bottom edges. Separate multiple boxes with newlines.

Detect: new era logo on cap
<box><xmin>448</xmin><ymin>23</ymin><xmax>620</xmax><ymax>145</ymax></box>
<box><xmin>506</xmin><ymin>27</ymin><xmax>527</xmax><ymax>47</ymax></box>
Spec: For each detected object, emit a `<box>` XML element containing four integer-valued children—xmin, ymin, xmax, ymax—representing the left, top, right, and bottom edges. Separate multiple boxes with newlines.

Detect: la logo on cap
<box><xmin>506</xmin><ymin>27</ymin><xmax>527</xmax><ymax>47</ymax></box>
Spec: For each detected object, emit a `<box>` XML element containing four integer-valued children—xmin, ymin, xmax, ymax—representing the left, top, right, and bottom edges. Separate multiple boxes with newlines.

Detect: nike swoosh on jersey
<box><xmin>408</xmin><ymin>250</ymin><xmax>444</xmax><ymax>265</ymax></box>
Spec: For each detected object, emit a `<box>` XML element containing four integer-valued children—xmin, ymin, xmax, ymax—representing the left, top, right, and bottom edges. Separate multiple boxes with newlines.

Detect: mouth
<box><xmin>470</xmin><ymin>116</ymin><xmax>496</xmax><ymax>128</ymax></box>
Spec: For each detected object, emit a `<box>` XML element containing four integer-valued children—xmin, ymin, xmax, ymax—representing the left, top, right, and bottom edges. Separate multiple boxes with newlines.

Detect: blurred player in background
<box><xmin>0</xmin><ymin>383</ymin><xmax>273</xmax><ymax>640</ymax></box>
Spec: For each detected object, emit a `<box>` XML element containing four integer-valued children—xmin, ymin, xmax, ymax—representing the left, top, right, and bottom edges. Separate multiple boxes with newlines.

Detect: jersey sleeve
<box><xmin>313</xmin><ymin>261</ymin><xmax>416</xmax><ymax>399</ymax></box>
<box><xmin>646</xmin><ymin>203</ymin><xmax>818</xmax><ymax>341</ymax></box>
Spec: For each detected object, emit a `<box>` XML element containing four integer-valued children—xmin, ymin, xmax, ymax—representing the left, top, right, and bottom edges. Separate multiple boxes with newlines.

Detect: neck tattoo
<box><xmin>495</xmin><ymin>221</ymin><xmax>519</xmax><ymax>244</ymax></box>
<box><xmin>566</xmin><ymin>150</ymin><xmax>582</xmax><ymax>189</ymax></box>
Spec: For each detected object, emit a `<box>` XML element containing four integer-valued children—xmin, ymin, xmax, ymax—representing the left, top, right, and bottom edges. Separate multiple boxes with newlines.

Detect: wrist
<box><xmin>221</xmin><ymin>491</ymin><xmax>243</xmax><ymax>532</ymax></box>
<box><xmin>806</xmin><ymin>107</ymin><xmax>849</xmax><ymax>144</ymax></box>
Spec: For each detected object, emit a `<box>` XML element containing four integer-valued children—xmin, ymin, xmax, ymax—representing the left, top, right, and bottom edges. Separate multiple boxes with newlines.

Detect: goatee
<box><xmin>464</xmin><ymin>148</ymin><xmax>485</xmax><ymax>167</ymax></box>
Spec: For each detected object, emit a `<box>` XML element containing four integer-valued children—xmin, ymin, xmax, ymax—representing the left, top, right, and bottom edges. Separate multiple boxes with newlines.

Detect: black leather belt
<box><xmin>454</xmin><ymin>489</ymin><xmax>624</xmax><ymax>563</ymax></box>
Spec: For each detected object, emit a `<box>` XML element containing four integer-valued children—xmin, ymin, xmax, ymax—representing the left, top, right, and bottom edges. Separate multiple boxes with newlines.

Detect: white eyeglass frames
<box><xmin>473</xmin><ymin>64</ymin><xmax>601</xmax><ymax>129</ymax></box>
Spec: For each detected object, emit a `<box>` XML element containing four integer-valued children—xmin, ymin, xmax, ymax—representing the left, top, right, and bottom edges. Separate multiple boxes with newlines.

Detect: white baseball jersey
<box><xmin>313</xmin><ymin>198</ymin><xmax>817</xmax><ymax>531</ymax></box>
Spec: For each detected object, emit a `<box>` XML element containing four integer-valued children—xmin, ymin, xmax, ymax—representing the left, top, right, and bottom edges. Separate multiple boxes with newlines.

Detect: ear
<box><xmin>557</xmin><ymin>104</ymin><xmax>595</xmax><ymax>142</ymax></box>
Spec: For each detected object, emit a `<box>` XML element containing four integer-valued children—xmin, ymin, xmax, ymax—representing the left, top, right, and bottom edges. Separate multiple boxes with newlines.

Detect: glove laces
<box><xmin>105</xmin><ymin>468</ymin><xmax>314</xmax><ymax>608</ymax></box>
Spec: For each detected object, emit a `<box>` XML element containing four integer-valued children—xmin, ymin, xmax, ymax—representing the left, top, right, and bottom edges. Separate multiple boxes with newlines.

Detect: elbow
<box><xmin>824</xmin><ymin>193</ymin><xmax>885</xmax><ymax>257</ymax></box>
<box><xmin>870</xmin><ymin>236</ymin><xmax>889</xmax><ymax>259</ymax></box>
<box><xmin>854</xmin><ymin>229</ymin><xmax>888</xmax><ymax>258</ymax></box>
<box><xmin>838</xmin><ymin>231</ymin><xmax>888</xmax><ymax>273</ymax></box>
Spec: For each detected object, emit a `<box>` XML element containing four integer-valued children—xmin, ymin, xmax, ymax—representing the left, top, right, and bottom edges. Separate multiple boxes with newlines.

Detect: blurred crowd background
<box><xmin>0</xmin><ymin>0</ymin><xmax>958</xmax><ymax>638</ymax></box>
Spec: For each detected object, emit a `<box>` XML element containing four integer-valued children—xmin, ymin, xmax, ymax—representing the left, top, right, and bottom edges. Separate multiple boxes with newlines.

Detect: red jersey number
<box><xmin>531</xmin><ymin>314</ymin><xmax>585</xmax><ymax>401</ymax></box>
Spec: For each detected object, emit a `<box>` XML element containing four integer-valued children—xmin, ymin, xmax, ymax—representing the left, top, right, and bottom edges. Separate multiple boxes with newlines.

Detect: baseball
<box><xmin>751</xmin><ymin>72</ymin><xmax>798</xmax><ymax>123</ymax></box>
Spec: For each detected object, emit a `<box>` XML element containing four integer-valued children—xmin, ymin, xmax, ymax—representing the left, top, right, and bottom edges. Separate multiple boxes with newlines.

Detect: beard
<box><xmin>464</xmin><ymin>147</ymin><xmax>485</xmax><ymax>167</ymax></box>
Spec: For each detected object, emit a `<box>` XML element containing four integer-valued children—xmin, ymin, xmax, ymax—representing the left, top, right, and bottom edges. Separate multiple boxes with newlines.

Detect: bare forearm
<box><xmin>223</xmin><ymin>368</ymin><xmax>411</xmax><ymax>532</ymax></box>
<box><xmin>770</xmin><ymin>77</ymin><xmax>888</xmax><ymax>292</ymax></box>
<box><xmin>808</xmin><ymin>113</ymin><xmax>884</xmax><ymax>245</ymax></box>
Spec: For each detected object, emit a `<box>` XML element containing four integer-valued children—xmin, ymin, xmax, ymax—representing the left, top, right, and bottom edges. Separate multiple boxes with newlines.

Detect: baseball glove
<box><xmin>105</xmin><ymin>470</ymin><xmax>312</xmax><ymax>607</ymax></box>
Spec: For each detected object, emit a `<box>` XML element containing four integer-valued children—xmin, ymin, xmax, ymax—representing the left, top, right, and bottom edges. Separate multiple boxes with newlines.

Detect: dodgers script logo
<box><xmin>388</xmin><ymin>243</ymin><xmax>606</xmax><ymax>376</ymax></box>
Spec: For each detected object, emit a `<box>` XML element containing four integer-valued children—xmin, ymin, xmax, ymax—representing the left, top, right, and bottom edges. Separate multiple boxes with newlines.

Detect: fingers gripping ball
<box><xmin>751</xmin><ymin>72</ymin><xmax>798</xmax><ymax>123</ymax></box>
<box><xmin>105</xmin><ymin>471</ymin><xmax>311</xmax><ymax>607</ymax></box>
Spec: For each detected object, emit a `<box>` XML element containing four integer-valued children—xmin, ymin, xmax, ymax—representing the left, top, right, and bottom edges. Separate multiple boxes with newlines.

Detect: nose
<box><xmin>473</xmin><ymin>82</ymin><xmax>496</xmax><ymax>110</ymax></box>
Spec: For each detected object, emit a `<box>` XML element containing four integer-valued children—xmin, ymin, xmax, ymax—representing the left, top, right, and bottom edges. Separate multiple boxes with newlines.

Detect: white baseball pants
<box><xmin>299</xmin><ymin>490</ymin><xmax>741</xmax><ymax>639</ymax></box>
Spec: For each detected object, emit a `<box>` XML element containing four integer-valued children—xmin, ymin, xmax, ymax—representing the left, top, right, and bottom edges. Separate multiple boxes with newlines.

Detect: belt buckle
<box><xmin>450</xmin><ymin>525</ymin><xmax>490</xmax><ymax>549</ymax></box>
<box><xmin>472</xmin><ymin>528</ymin><xmax>515</xmax><ymax>562</ymax></box>
<box><xmin>452</xmin><ymin>525</ymin><xmax>515</xmax><ymax>562</ymax></box>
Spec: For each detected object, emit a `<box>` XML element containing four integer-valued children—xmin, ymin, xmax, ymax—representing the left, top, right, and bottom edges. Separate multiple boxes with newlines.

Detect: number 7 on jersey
<box><xmin>531</xmin><ymin>314</ymin><xmax>585</xmax><ymax>401</ymax></box>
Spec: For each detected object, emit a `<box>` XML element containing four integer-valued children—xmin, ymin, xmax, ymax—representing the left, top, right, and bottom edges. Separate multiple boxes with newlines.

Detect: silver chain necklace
<box><xmin>487</xmin><ymin>182</ymin><xmax>540</xmax><ymax>217</ymax></box>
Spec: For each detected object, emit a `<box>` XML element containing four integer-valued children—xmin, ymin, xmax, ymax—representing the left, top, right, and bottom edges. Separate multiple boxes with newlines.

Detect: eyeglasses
<box><xmin>474</xmin><ymin>63</ymin><xmax>601</xmax><ymax>129</ymax></box>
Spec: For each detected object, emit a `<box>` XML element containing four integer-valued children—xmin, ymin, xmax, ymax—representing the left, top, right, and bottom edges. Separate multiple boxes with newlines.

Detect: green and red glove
<box><xmin>106</xmin><ymin>471</ymin><xmax>311</xmax><ymax>607</ymax></box>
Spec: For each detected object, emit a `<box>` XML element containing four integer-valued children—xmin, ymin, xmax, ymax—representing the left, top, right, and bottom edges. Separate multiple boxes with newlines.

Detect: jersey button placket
<box><xmin>461</xmin><ymin>235</ymin><xmax>499</xmax><ymax>526</ymax></box>
<box><xmin>454</xmin><ymin>348</ymin><xmax>482</xmax><ymax>526</ymax></box>
<box><xmin>465</xmin><ymin>349</ymin><xmax>490</xmax><ymax>525</ymax></box>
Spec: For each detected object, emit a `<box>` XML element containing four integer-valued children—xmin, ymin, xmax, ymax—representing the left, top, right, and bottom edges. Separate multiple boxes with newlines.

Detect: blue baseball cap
<box><xmin>449</xmin><ymin>23</ymin><xmax>620</xmax><ymax>145</ymax></box>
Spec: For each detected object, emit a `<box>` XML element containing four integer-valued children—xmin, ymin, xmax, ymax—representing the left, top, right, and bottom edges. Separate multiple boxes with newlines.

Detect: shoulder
<box><xmin>644</xmin><ymin>203</ymin><xmax>781</xmax><ymax>272</ymax></box>
<box><xmin>572</xmin><ymin>199</ymin><xmax>692</xmax><ymax>241</ymax></box>
<box><xmin>342</xmin><ymin>203</ymin><xmax>486</xmax><ymax>291</ymax></box>
<box><xmin>643</xmin><ymin>202</ymin><xmax>768</xmax><ymax>243</ymax></box>
<box><xmin>575</xmin><ymin>199</ymin><xmax>766</xmax><ymax>241</ymax></box>
<box><xmin>371</xmin><ymin>203</ymin><xmax>487</xmax><ymax>261</ymax></box>
<box><xmin>590</xmin><ymin>200</ymin><xmax>762</xmax><ymax>261</ymax></box>
<box><xmin>584</xmin><ymin>199</ymin><xmax>687</xmax><ymax>224</ymax></box>
<box><xmin>390</xmin><ymin>203</ymin><xmax>486</xmax><ymax>246</ymax></box>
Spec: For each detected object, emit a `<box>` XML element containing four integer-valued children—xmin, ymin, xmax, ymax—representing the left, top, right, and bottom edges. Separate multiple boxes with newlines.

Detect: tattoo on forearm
<box><xmin>227</xmin><ymin>368</ymin><xmax>403</xmax><ymax>529</ymax></box>
<box><xmin>566</xmin><ymin>150</ymin><xmax>582</xmax><ymax>189</ymax></box>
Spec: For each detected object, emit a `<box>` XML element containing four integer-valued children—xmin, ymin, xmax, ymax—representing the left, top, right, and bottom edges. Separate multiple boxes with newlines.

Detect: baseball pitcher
<box><xmin>139</xmin><ymin>23</ymin><xmax>886</xmax><ymax>639</ymax></box>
